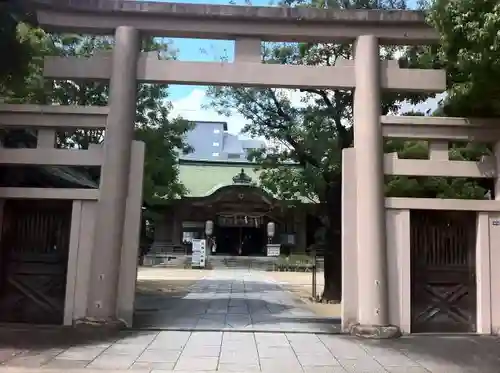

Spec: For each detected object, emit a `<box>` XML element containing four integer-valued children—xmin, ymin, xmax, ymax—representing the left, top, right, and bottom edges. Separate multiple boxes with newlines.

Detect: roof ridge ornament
<box><xmin>232</xmin><ymin>168</ymin><xmax>252</xmax><ymax>184</ymax></box>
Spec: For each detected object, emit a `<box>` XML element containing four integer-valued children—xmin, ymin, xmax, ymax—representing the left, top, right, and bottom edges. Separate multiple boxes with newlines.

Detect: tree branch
<box><xmin>265</xmin><ymin>89</ymin><xmax>326</xmax><ymax>173</ymax></box>
<box><xmin>300</xmin><ymin>88</ymin><xmax>353</xmax><ymax>149</ymax></box>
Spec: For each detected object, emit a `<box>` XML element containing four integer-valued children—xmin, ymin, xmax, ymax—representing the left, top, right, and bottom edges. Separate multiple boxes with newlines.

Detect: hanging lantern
<box><xmin>205</xmin><ymin>220</ymin><xmax>214</xmax><ymax>236</ymax></box>
<box><xmin>267</xmin><ymin>221</ymin><xmax>275</xmax><ymax>238</ymax></box>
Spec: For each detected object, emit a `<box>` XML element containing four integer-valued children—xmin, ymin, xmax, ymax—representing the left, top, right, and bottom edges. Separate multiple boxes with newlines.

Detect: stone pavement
<box><xmin>0</xmin><ymin>269</ymin><xmax>499</xmax><ymax>372</ymax></box>
<box><xmin>0</xmin><ymin>328</ymin><xmax>499</xmax><ymax>372</ymax></box>
<box><xmin>134</xmin><ymin>269</ymin><xmax>340</xmax><ymax>333</ymax></box>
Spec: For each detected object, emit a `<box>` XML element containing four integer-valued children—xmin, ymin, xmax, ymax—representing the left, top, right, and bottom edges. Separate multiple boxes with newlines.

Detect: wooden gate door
<box><xmin>410</xmin><ymin>210</ymin><xmax>477</xmax><ymax>333</ymax></box>
<box><xmin>0</xmin><ymin>199</ymin><xmax>72</xmax><ymax>325</ymax></box>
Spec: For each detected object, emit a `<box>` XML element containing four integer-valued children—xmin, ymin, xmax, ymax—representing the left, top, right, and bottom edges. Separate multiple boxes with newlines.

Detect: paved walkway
<box><xmin>0</xmin><ymin>328</ymin><xmax>499</xmax><ymax>372</ymax></box>
<box><xmin>134</xmin><ymin>270</ymin><xmax>339</xmax><ymax>333</ymax></box>
<box><xmin>0</xmin><ymin>270</ymin><xmax>498</xmax><ymax>372</ymax></box>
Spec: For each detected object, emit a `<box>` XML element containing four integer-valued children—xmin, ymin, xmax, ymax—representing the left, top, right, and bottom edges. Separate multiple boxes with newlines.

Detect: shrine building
<box><xmin>150</xmin><ymin>121</ymin><xmax>319</xmax><ymax>258</ymax></box>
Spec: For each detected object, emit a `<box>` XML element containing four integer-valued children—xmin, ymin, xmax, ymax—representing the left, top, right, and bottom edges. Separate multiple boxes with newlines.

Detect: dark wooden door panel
<box><xmin>0</xmin><ymin>200</ymin><xmax>72</xmax><ymax>325</ymax></box>
<box><xmin>410</xmin><ymin>210</ymin><xmax>477</xmax><ymax>333</ymax></box>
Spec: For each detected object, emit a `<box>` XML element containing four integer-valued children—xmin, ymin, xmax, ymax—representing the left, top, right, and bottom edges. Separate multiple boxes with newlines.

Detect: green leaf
<box><xmin>1</xmin><ymin>29</ymin><xmax>193</xmax><ymax>215</ymax></box>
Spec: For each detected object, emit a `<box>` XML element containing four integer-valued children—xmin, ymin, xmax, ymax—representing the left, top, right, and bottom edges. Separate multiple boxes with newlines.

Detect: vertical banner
<box><xmin>192</xmin><ymin>239</ymin><xmax>206</xmax><ymax>268</ymax></box>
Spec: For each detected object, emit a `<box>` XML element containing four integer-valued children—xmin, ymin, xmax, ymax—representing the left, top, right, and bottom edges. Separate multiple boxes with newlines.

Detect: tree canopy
<box><xmin>0</xmin><ymin>1</ymin><xmax>36</xmax><ymax>91</ymax></box>
<box><xmin>208</xmin><ymin>0</ymin><xmax>499</xmax><ymax>300</ymax></box>
<box><xmin>208</xmin><ymin>0</ymin><xmax>441</xmax><ymax>301</ymax></box>
<box><xmin>387</xmin><ymin>0</ymin><xmax>500</xmax><ymax>200</ymax></box>
<box><xmin>1</xmin><ymin>26</ymin><xmax>193</xmax><ymax>217</ymax></box>
<box><xmin>427</xmin><ymin>0</ymin><xmax>500</xmax><ymax>117</ymax></box>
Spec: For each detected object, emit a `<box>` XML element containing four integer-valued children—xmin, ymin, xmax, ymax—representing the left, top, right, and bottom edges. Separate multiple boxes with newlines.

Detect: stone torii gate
<box><xmin>28</xmin><ymin>0</ymin><xmax>443</xmax><ymax>334</ymax></box>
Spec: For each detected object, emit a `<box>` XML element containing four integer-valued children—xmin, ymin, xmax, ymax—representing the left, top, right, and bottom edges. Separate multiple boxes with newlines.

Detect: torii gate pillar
<box><xmin>87</xmin><ymin>26</ymin><xmax>140</xmax><ymax>319</ymax></box>
<box><xmin>352</xmin><ymin>35</ymin><xmax>400</xmax><ymax>338</ymax></box>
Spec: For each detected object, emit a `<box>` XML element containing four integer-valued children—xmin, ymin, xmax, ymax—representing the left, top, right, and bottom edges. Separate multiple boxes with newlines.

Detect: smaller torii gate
<box><xmin>342</xmin><ymin>116</ymin><xmax>500</xmax><ymax>335</ymax></box>
<box><xmin>0</xmin><ymin>104</ymin><xmax>145</xmax><ymax>326</ymax></box>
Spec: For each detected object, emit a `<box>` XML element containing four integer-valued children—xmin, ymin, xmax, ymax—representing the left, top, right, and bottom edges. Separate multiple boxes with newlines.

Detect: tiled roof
<box><xmin>178</xmin><ymin>162</ymin><xmax>313</xmax><ymax>202</ymax></box>
<box><xmin>179</xmin><ymin>163</ymin><xmax>261</xmax><ymax>197</ymax></box>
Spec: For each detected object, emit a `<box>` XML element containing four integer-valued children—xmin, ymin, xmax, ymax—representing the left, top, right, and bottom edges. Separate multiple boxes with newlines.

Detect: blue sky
<box><xmin>166</xmin><ymin>0</ymin><xmax>271</xmax><ymax>101</ymax></box>
<box><xmin>166</xmin><ymin>0</ymin><xmax>418</xmax><ymax>101</ymax></box>
<box><xmin>158</xmin><ymin>0</ymin><xmax>276</xmax><ymax>134</ymax></box>
<box><xmin>157</xmin><ymin>0</ymin><xmax>431</xmax><ymax>134</ymax></box>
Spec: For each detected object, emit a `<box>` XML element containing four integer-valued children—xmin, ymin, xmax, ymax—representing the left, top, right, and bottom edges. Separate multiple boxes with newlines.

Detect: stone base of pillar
<box><xmin>349</xmin><ymin>323</ymin><xmax>401</xmax><ymax>339</ymax></box>
<box><xmin>74</xmin><ymin>317</ymin><xmax>126</xmax><ymax>330</ymax></box>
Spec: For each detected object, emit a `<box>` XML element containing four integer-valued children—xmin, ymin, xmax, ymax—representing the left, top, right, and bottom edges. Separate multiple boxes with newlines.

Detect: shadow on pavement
<box><xmin>355</xmin><ymin>334</ymin><xmax>500</xmax><ymax>371</ymax></box>
<box><xmin>133</xmin><ymin>278</ymin><xmax>340</xmax><ymax>332</ymax></box>
<box><xmin>0</xmin><ymin>325</ymin><xmax>145</xmax><ymax>351</ymax></box>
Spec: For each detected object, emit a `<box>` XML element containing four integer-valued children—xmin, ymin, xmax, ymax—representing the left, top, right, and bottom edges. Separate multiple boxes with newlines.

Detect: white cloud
<box><xmin>168</xmin><ymin>88</ymin><xmax>249</xmax><ymax>135</ymax></box>
<box><xmin>169</xmin><ymin>88</ymin><xmax>444</xmax><ymax>136</ymax></box>
<box><xmin>168</xmin><ymin>88</ymin><xmax>310</xmax><ymax>136</ymax></box>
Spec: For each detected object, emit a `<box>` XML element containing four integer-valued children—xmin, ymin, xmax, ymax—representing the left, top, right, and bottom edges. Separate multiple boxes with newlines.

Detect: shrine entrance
<box><xmin>214</xmin><ymin>214</ymin><xmax>268</xmax><ymax>256</ymax></box>
<box><xmin>181</xmin><ymin>176</ymin><xmax>287</xmax><ymax>257</ymax></box>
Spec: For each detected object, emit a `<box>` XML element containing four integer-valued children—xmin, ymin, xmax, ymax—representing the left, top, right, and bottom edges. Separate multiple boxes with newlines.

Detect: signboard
<box><xmin>191</xmin><ymin>239</ymin><xmax>206</xmax><ymax>268</ymax></box>
<box><xmin>267</xmin><ymin>244</ymin><xmax>281</xmax><ymax>257</ymax></box>
<box><xmin>217</xmin><ymin>214</ymin><xmax>263</xmax><ymax>227</ymax></box>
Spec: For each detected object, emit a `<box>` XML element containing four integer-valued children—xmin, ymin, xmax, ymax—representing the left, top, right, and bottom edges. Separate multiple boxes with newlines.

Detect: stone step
<box><xmin>142</xmin><ymin>254</ymin><xmax>324</xmax><ymax>271</ymax></box>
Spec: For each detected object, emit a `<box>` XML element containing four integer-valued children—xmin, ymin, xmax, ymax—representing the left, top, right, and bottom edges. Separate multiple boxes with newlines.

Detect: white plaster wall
<box><xmin>341</xmin><ymin>203</ymin><xmax>411</xmax><ymax>333</ymax></box>
<box><xmin>476</xmin><ymin>212</ymin><xmax>492</xmax><ymax>334</ymax></box>
<box><xmin>64</xmin><ymin>200</ymin><xmax>82</xmax><ymax>325</ymax></box>
<box><xmin>117</xmin><ymin>141</ymin><xmax>145</xmax><ymax>326</ymax></box>
<box><xmin>488</xmin><ymin>212</ymin><xmax>500</xmax><ymax>334</ymax></box>
<box><xmin>64</xmin><ymin>200</ymin><xmax>97</xmax><ymax>325</ymax></box>
<box><xmin>386</xmin><ymin>209</ymin><xmax>411</xmax><ymax>334</ymax></box>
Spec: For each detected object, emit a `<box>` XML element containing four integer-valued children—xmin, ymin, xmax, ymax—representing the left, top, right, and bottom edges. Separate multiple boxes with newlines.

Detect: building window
<box><xmin>213</xmin><ymin>142</ymin><xmax>220</xmax><ymax>146</ymax></box>
<box><xmin>212</xmin><ymin>152</ymin><xmax>220</xmax><ymax>157</ymax></box>
<box><xmin>227</xmin><ymin>153</ymin><xmax>241</xmax><ymax>159</ymax></box>
<box><xmin>213</xmin><ymin>129</ymin><xmax>220</xmax><ymax>134</ymax></box>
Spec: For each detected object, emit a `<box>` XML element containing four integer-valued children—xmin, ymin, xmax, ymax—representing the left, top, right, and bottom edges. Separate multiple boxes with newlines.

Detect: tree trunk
<box><xmin>321</xmin><ymin>182</ymin><xmax>342</xmax><ymax>302</ymax></box>
<box><xmin>322</xmin><ymin>236</ymin><xmax>341</xmax><ymax>302</ymax></box>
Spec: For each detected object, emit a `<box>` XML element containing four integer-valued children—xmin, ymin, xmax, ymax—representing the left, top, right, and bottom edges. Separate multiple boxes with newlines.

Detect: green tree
<box><xmin>384</xmin><ymin>111</ymin><xmax>490</xmax><ymax>199</ymax></box>
<box><xmin>392</xmin><ymin>0</ymin><xmax>500</xmax><ymax>201</ymax></box>
<box><xmin>1</xmin><ymin>30</ymin><xmax>193</xmax><ymax>217</ymax></box>
<box><xmin>0</xmin><ymin>1</ymin><xmax>37</xmax><ymax>92</ymax></box>
<box><xmin>427</xmin><ymin>0</ymin><xmax>500</xmax><ymax>117</ymax></box>
<box><xmin>208</xmin><ymin>0</ymin><xmax>432</xmax><ymax>302</ymax></box>
<box><xmin>385</xmin><ymin>139</ymin><xmax>490</xmax><ymax>199</ymax></box>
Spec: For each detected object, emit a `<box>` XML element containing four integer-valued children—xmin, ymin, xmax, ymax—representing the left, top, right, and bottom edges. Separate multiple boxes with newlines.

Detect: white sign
<box><xmin>267</xmin><ymin>244</ymin><xmax>281</xmax><ymax>257</ymax></box>
<box><xmin>192</xmin><ymin>239</ymin><xmax>206</xmax><ymax>268</ymax></box>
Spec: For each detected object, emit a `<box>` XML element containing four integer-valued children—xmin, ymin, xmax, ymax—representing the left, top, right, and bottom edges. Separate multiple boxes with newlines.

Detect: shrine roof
<box><xmin>179</xmin><ymin>162</ymin><xmax>261</xmax><ymax>198</ymax></box>
<box><xmin>178</xmin><ymin>161</ymin><xmax>314</xmax><ymax>203</ymax></box>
